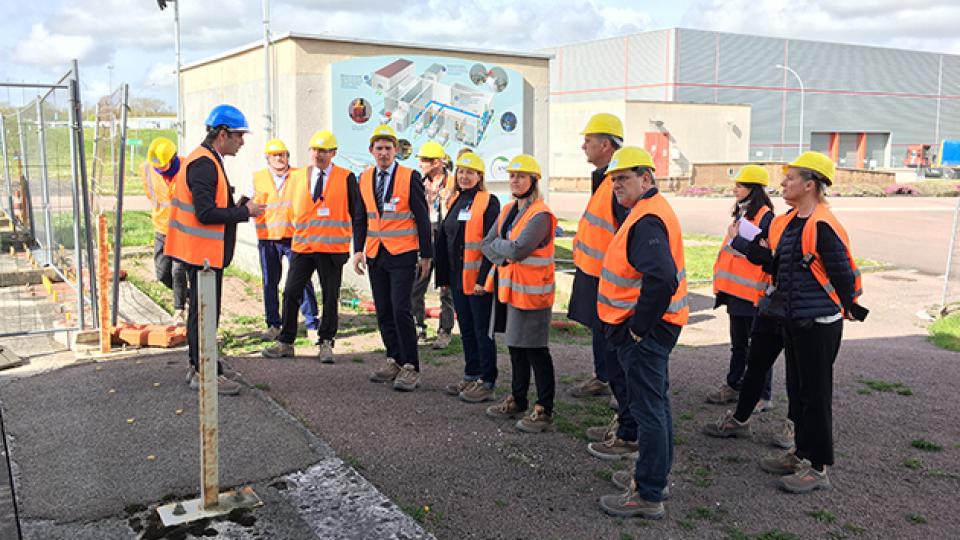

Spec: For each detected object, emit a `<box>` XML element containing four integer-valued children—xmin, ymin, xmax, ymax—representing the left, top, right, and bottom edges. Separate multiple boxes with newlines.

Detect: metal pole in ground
<box><xmin>15</xmin><ymin>108</ymin><xmax>34</xmax><ymax>241</ymax></box>
<box><xmin>0</xmin><ymin>115</ymin><xmax>14</xmax><ymax>224</ymax></box>
<box><xmin>91</xmin><ymin>102</ymin><xmax>100</xmax><ymax>186</ymax></box>
<box><xmin>198</xmin><ymin>260</ymin><xmax>219</xmax><ymax>509</ymax></box>
<box><xmin>174</xmin><ymin>0</ymin><xmax>183</xmax><ymax>148</ymax></box>
<box><xmin>110</xmin><ymin>84</ymin><xmax>129</xmax><ymax>326</ymax></box>
<box><xmin>72</xmin><ymin>59</ymin><xmax>99</xmax><ymax>324</ymax></box>
<box><xmin>97</xmin><ymin>213</ymin><xmax>110</xmax><ymax>353</ymax></box>
<box><xmin>35</xmin><ymin>96</ymin><xmax>54</xmax><ymax>265</ymax></box>
<box><xmin>67</xmin><ymin>78</ymin><xmax>85</xmax><ymax>329</ymax></box>
<box><xmin>940</xmin><ymin>194</ymin><xmax>960</xmax><ymax>315</ymax></box>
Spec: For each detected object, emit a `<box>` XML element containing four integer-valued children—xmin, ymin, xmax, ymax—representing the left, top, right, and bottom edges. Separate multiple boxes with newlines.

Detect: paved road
<box><xmin>551</xmin><ymin>193</ymin><xmax>958</xmax><ymax>275</ymax></box>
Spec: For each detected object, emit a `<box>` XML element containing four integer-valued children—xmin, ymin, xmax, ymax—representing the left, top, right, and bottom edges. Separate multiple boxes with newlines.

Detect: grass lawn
<box><xmin>49</xmin><ymin>209</ymin><xmax>153</xmax><ymax>250</ymax></box>
<box><xmin>929</xmin><ymin>312</ymin><xmax>960</xmax><ymax>352</ymax></box>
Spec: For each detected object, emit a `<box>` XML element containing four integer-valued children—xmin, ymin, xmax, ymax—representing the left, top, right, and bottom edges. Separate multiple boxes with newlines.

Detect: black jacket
<box><xmin>357</xmin><ymin>164</ymin><xmax>433</xmax><ymax>268</ymax></box>
<box><xmin>184</xmin><ymin>143</ymin><xmax>250</xmax><ymax>267</ymax></box>
<box><xmin>435</xmin><ymin>188</ymin><xmax>500</xmax><ymax>289</ymax></box>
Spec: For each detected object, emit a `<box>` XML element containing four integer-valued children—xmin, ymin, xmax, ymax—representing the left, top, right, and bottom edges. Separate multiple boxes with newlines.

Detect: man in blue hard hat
<box><xmin>165</xmin><ymin>104</ymin><xmax>266</xmax><ymax>395</ymax></box>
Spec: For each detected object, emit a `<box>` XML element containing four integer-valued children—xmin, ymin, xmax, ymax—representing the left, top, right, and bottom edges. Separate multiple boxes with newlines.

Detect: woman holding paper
<box><xmin>707</xmin><ymin>165</ymin><xmax>776</xmax><ymax>410</ymax></box>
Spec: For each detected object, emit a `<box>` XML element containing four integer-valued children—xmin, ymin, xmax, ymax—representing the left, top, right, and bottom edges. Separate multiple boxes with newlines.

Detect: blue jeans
<box><xmin>258</xmin><ymin>239</ymin><xmax>318</xmax><ymax>330</ymax></box>
<box><xmin>591</xmin><ymin>327</ymin><xmax>610</xmax><ymax>382</ymax></box>
<box><xmin>618</xmin><ymin>335</ymin><xmax>676</xmax><ymax>503</ymax></box>
<box><xmin>449</xmin><ymin>273</ymin><xmax>497</xmax><ymax>386</ymax></box>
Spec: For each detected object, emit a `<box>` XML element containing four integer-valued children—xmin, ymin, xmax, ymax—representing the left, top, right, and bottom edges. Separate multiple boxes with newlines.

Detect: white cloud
<box><xmin>12</xmin><ymin>23</ymin><xmax>99</xmax><ymax>67</ymax></box>
<box><xmin>145</xmin><ymin>62</ymin><xmax>176</xmax><ymax>89</ymax></box>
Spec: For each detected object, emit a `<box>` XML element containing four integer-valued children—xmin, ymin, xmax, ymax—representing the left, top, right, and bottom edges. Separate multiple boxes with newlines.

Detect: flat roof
<box><xmin>183</xmin><ymin>32</ymin><xmax>552</xmax><ymax>72</ymax></box>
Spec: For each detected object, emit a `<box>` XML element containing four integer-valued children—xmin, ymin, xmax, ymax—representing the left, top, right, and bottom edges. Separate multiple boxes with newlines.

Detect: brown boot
<box><xmin>485</xmin><ymin>395</ymin><xmax>525</xmax><ymax>419</ymax></box>
<box><xmin>516</xmin><ymin>405</ymin><xmax>554</xmax><ymax>433</ymax></box>
<box><xmin>570</xmin><ymin>376</ymin><xmax>611</xmax><ymax>398</ymax></box>
<box><xmin>706</xmin><ymin>383</ymin><xmax>739</xmax><ymax>404</ymax></box>
<box><xmin>585</xmin><ymin>414</ymin><xmax>618</xmax><ymax>442</ymax></box>
<box><xmin>759</xmin><ymin>450</ymin><xmax>803</xmax><ymax>475</ymax></box>
<box><xmin>444</xmin><ymin>379</ymin><xmax>471</xmax><ymax>396</ymax></box>
<box><xmin>368</xmin><ymin>358</ymin><xmax>401</xmax><ymax>383</ymax></box>
<box><xmin>392</xmin><ymin>364</ymin><xmax>421</xmax><ymax>391</ymax></box>
<box><xmin>459</xmin><ymin>380</ymin><xmax>494</xmax><ymax>403</ymax></box>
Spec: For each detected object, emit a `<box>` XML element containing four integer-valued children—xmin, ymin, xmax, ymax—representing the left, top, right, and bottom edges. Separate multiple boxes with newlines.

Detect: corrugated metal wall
<box><xmin>551</xmin><ymin>28</ymin><xmax>960</xmax><ymax>167</ymax></box>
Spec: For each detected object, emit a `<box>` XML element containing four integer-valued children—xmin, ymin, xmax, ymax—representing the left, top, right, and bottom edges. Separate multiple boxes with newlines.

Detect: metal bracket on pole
<box><xmin>157</xmin><ymin>258</ymin><xmax>261</xmax><ymax>527</ymax></box>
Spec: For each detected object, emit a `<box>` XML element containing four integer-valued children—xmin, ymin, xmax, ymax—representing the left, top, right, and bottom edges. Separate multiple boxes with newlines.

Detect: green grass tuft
<box><xmin>911</xmin><ymin>438</ymin><xmax>943</xmax><ymax>452</ymax></box>
<box><xmin>929</xmin><ymin>312</ymin><xmax>960</xmax><ymax>352</ymax></box>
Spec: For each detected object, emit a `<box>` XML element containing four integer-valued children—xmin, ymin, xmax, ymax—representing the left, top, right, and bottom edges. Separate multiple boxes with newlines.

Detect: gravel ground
<box><xmin>229</xmin><ymin>269</ymin><xmax>960</xmax><ymax>540</ymax></box>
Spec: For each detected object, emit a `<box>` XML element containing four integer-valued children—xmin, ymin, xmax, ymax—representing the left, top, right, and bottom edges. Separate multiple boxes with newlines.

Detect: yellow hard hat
<box><xmin>734</xmin><ymin>164</ymin><xmax>769</xmax><ymax>187</ymax></box>
<box><xmin>456</xmin><ymin>151</ymin><xmax>485</xmax><ymax>174</ymax></box>
<box><xmin>147</xmin><ymin>137</ymin><xmax>177</xmax><ymax>169</ymax></box>
<box><xmin>606</xmin><ymin>146</ymin><xmax>655</xmax><ymax>175</ymax></box>
<box><xmin>784</xmin><ymin>151</ymin><xmax>836</xmax><ymax>185</ymax></box>
<box><xmin>506</xmin><ymin>154</ymin><xmax>541</xmax><ymax>177</ymax></box>
<box><xmin>264</xmin><ymin>138</ymin><xmax>289</xmax><ymax>155</ymax></box>
<box><xmin>309</xmin><ymin>130</ymin><xmax>338</xmax><ymax>150</ymax></box>
<box><xmin>417</xmin><ymin>141</ymin><xmax>446</xmax><ymax>160</ymax></box>
<box><xmin>369</xmin><ymin>124</ymin><xmax>398</xmax><ymax>145</ymax></box>
<box><xmin>581</xmin><ymin>113</ymin><xmax>624</xmax><ymax>139</ymax></box>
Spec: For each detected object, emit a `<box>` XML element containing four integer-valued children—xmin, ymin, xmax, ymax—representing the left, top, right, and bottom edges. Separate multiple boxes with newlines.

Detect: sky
<box><xmin>2</xmin><ymin>0</ymin><xmax>959</xmax><ymax>109</ymax></box>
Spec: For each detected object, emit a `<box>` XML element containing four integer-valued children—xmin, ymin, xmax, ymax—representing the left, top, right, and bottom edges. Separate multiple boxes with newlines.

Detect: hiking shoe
<box><xmin>172</xmin><ymin>308</ymin><xmax>186</xmax><ymax>325</ymax></box>
<box><xmin>780</xmin><ymin>460</ymin><xmax>832</xmax><ymax>493</ymax></box>
<box><xmin>318</xmin><ymin>340</ymin><xmax>335</xmax><ymax>364</ymax></box>
<box><xmin>261</xmin><ymin>326</ymin><xmax>281</xmax><ymax>340</ymax></box>
<box><xmin>459</xmin><ymin>381</ymin><xmax>494</xmax><ymax>403</ymax></box>
<box><xmin>392</xmin><ymin>363</ymin><xmax>421</xmax><ymax>391</ymax></box>
<box><xmin>445</xmin><ymin>379</ymin><xmax>471</xmax><ymax>396</ymax></box>
<box><xmin>188</xmin><ymin>372</ymin><xmax>241</xmax><ymax>396</ymax></box>
<box><xmin>571</xmin><ymin>376</ymin><xmax>611</xmax><ymax>398</ymax></box>
<box><xmin>701</xmin><ymin>410</ymin><xmax>752</xmax><ymax>439</ymax></box>
<box><xmin>586</xmin><ymin>415</ymin><xmax>619</xmax><ymax>442</ymax></box>
<box><xmin>516</xmin><ymin>405</ymin><xmax>554</xmax><ymax>433</ymax></box>
<box><xmin>486</xmin><ymin>395</ymin><xmax>525</xmax><ymax>419</ymax></box>
<box><xmin>609</xmin><ymin>394</ymin><xmax>619</xmax><ymax>411</ymax></box>
<box><xmin>770</xmin><ymin>419</ymin><xmax>796</xmax><ymax>449</ymax></box>
<box><xmin>759</xmin><ymin>450</ymin><xmax>802</xmax><ymax>475</ymax></box>
<box><xmin>369</xmin><ymin>359</ymin><xmax>401</xmax><ymax>383</ymax></box>
<box><xmin>262</xmin><ymin>341</ymin><xmax>294</xmax><ymax>358</ymax></box>
<box><xmin>432</xmin><ymin>330</ymin><xmax>452</xmax><ymax>349</ymax></box>
<box><xmin>706</xmin><ymin>383</ymin><xmax>739</xmax><ymax>404</ymax></box>
<box><xmin>416</xmin><ymin>326</ymin><xmax>429</xmax><ymax>344</ymax></box>
<box><xmin>754</xmin><ymin>399</ymin><xmax>773</xmax><ymax>413</ymax></box>
<box><xmin>598</xmin><ymin>489</ymin><xmax>665</xmax><ymax>519</ymax></box>
<box><xmin>587</xmin><ymin>437</ymin><xmax>639</xmax><ymax>461</ymax></box>
<box><xmin>610</xmin><ymin>472</ymin><xmax>671</xmax><ymax>500</ymax></box>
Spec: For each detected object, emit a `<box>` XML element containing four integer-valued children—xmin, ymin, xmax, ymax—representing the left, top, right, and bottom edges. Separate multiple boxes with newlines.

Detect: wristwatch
<box><xmin>628</xmin><ymin>329</ymin><xmax>644</xmax><ymax>343</ymax></box>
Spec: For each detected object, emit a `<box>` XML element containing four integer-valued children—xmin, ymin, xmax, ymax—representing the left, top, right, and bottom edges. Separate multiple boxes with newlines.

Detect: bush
<box><xmin>883</xmin><ymin>184</ymin><xmax>920</xmax><ymax>196</ymax></box>
<box><xmin>827</xmin><ymin>184</ymin><xmax>887</xmax><ymax>197</ymax></box>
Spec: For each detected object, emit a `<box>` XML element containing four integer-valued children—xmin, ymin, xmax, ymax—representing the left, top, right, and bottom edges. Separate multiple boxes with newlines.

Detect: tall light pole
<box><xmin>776</xmin><ymin>63</ymin><xmax>804</xmax><ymax>159</ymax></box>
<box><xmin>158</xmin><ymin>0</ymin><xmax>183</xmax><ymax>147</ymax></box>
<box><xmin>262</xmin><ymin>0</ymin><xmax>273</xmax><ymax>137</ymax></box>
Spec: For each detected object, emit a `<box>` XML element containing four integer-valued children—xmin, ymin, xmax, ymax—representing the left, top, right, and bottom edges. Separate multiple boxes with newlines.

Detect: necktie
<box><xmin>375</xmin><ymin>170</ymin><xmax>387</xmax><ymax>214</ymax></box>
<box><xmin>312</xmin><ymin>169</ymin><xmax>324</xmax><ymax>202</ymax></box>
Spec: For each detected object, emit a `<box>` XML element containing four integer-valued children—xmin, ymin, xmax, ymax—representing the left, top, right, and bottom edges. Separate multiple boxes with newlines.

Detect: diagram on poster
<box><xmin>332</xmin><ymin>55</ymin><xmax>525</xmax><ymax>181</ymax></box>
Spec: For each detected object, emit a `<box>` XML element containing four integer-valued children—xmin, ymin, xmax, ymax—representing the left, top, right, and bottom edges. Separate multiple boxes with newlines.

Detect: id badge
<box><xmin>317</xmin><ymin>207</ymin><xmax>331</xmax><ymax>217</ymax></box>
<box><xmin>383</xmin><ymin>203</ymin><xmax>397</xmax><ymax>212</ymax></box>
<box><xmin>457</xmin><ymin>210</ymin><xmax>472</xmax><ymax>222</ymax></box>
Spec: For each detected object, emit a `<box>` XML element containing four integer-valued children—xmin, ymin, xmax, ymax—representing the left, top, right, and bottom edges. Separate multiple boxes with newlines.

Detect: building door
<box><xmin>644</xmin><ymin>132</ymin><xmax>670</xmax><ymax>177</ymax></box>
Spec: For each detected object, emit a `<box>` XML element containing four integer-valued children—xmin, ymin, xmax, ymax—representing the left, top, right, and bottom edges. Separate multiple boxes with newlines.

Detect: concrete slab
<box><xmin>0</xmin><ymin>354</ymin><xmax>327</xmax><ymax>522</ymax></box>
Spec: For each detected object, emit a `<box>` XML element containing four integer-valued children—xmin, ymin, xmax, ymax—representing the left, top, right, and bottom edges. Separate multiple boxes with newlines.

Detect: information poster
<box><xmin>331</xmin><ymin>55</ymin><xmax>525</xmax><ymax>181</ymax></box>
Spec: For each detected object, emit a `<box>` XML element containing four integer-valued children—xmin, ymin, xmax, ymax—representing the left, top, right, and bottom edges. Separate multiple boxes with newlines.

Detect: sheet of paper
<box><xmin>737</xmin><ymin>219</ymin><xmax>762</xmax><ymax>241</ymax></box>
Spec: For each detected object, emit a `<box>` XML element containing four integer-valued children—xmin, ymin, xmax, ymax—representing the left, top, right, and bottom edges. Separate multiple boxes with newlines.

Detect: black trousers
<box><xmin>509</xmin><ymin>346</ymin><xmax>555</xmax><ymax>415</ymax></box>
<box><xmin>185</xmin><ymin>264</ymin><xmax>223</xmax><ymax>373</ymax></box>
<box><xmin>154</xmin><ymin>233</ymin><xmax>188</xmax><ymax>309</ymax></box>
<box><xmin>369</xmin><ymin>258</ymin><xmax>419</xmax><ymax>369</ymax></box>
<box><xmin>733</xmin><ymin>317</ymin><xmax>786</xmax><ymax>422</ymax></box>
<box><xmin>782</xmin><ymin>319</ymin><xmax>843</xmax><ymax>468</ymax></box>
<box><xmin>278</xmin><ymin>251</ymin><xmax>348</xmax><ymax>344</ymax></box>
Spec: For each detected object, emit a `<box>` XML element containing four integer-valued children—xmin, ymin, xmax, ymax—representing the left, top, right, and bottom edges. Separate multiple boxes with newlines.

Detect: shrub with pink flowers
<box><xmin>883</xmin><ymin>184</ymin><xmax>920</xmax><ymax>196</ymax></box>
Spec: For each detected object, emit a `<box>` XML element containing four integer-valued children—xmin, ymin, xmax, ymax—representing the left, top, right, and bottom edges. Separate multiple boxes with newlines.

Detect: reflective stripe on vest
<box><xmin>712</xmin><ymin>206</ymin><xmax>772</xmax><ymax>305</ymax></box>
<box><xmin>454</xmin><ymin>191</ymin><xmax>491</xmax><ymax>295</ymax></box>
<box><xmin>253</xmin><ymin>168</ymin><xmax>296</xmax><ymax>240</ymax></box>
<box><xmin>768</xmin><ymin>204</ymin><xmax>862</xmax><ymax>311</ymax></box>
<box><xmin>289</xmin><ymin>165</ymin><xmax>353</xmax><ymax>254</ymax></box>
<box><xmin>493</xmin><ymin>200</ymin><xmax>557</xmax><ymax>310</ymax></box>
<box><xmin>142</xmin><ymin>161</ymin><xmax>175</xmax><ymax>234</ymax></box>
<box><xmin>360</xmin><ymin>166</ymin><xmax>419</xmax><ymax>257</ymax></box>
<box><xmin>164</xmin><ymin>146</ymin><xmax>227</xmax><ymax>268</ymax></box>
<box><xmin>597</xmin><ymin>192</ymin><xmax>689</xmax><ymax>327</ymax></box>
<box><xmin>572</xmin><ymin>176</ymin><xmax>618</xmax><ymax>277</ymax></box>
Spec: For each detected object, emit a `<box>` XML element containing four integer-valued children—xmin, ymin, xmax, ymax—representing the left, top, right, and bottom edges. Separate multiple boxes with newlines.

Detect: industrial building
<box><xmin>546</xmin><ymin>28</ymin><xmax>960</xmax><ymax>179</ymax></box>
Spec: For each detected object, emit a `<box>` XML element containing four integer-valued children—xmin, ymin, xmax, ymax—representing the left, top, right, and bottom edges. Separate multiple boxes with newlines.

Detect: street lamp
<box><xmin>775</xmin><ymin>64</ymin><xmax>804</xmax><ymax>159</ymax></box>
<box><xmin>157</xmin><ymin>0</ymin><xmax>183</xmax><ymax>148</ymax></box>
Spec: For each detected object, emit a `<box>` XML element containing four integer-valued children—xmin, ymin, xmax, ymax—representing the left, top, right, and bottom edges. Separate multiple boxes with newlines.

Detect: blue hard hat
<box><xmin>204</xmin><ymin>104</ymin><xmax>249</xmax><ymax>132</ymax></box>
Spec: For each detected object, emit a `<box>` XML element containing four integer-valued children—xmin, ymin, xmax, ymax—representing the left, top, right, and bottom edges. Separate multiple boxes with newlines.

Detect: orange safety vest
<box><xmin>712</xmin><ymin>206</ymin><xmax>772</xmax><ymax>306</ymax></box>
<box><xmin>289</xmin><ymin>165</ymin><xmax>353</xmax><ymax>254</ymax></box>
<box><xmin>252</xmin><ymin>168</ymin><xmax>295</xmax><ymax>240</ymax></box>
<box><xmin>767</xmin><ymin>203</ymin><xmax>863</xmax><ymax>311</ymax></box>
<box><xmin>141</xmin><ymin>161</ymin><xmax>176</xmax><ymax>234</ymax></box>
<box><xmin>487</xmin><ymin>199</ymin><xmax>557</xmax><ymax>310</ymax></box>
<box><xmin>446</xmin><ymin>190</ymin><xmax>492</xmax><ymax>294</ymax></box>
<box><xmin>164</xmin><ymin>146</ymin><xmax>228</xmax><ymax>269</ymax></box>
<box><xmin>360</xmin><ymin>165</ymin><xmax>419</xmax><ymax>258</ymax></box>
<box><xmin>597</xmin><ymin>192</ymin><xmax>689</xmax><ymax>327</ymax></box>
<box><xmin>572</xmin><ymin>174</ymin><xmax>617</xmax><ymax>277</ymax></box>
